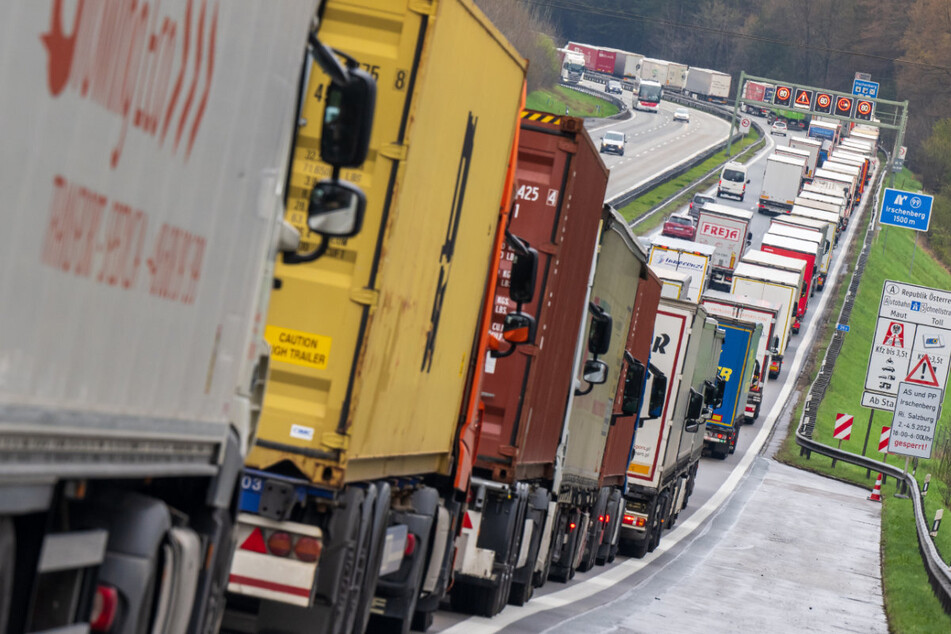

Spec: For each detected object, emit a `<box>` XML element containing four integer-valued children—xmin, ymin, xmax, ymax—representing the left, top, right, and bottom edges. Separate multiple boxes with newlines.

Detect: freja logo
<box><xmin>41</xmin><ymin>0</ymin><xmax>219</xmax><ymax>168</ymax></box>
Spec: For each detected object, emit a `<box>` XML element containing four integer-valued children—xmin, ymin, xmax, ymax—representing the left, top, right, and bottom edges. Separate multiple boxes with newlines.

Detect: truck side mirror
<box><xmin>507</xmin><ymin>235</ymin><xmax>538</xmax><ymax>306</ymax></box>
<box><xmin>575</xmin><ymin>359</ymin><xmax>609</xmax><ymax>396</ymax></box>
<box><xmin>646</xmin><ymin>366</ymin><xmax>667</xmax><ymax>421</ymax></box>
<box><xmin>490</xmin><ymin>312</ymin><xmax>536</xmax><ymax>359</ymax></box>
<box><xmin>770</xmin><ymin>335</ymin><xmax>780</xmax><ymax>354</ymax></box>
<box><xmin>684</xmin><ymin>388</ymin><xmax>704</xmax><ymax>433</ymax></box>
<box><xmin>587</xmin><ymin>303</ymin><xmax>613</xmax><ymax>357</ymax></box>
<box><xmin>714</xmin><ymin>376</ymin><xmax>726</xmax><ymax>408</ymax></box>
<box><xmin>318</xmin><ymin>67</ymin><xmax>375</xmax><ymax>168</ymax></box>
<box><xmin>285</xmin><ymin>39</ymin><xmax>377</xmax><ymax>265</ymax></box>
<box><xmin>621</xmin><ymin>354</ymin><xmax>646</xmax><ymax>416</ymax></box>
<box><xmin>703</xmin><ymin>379</ymin><xmax>717</xmax><ymax>406</ymax></box>
<box><xmin>306</xmin><ymin>180</ymin><xmax>366</xmax><ymax>237</ymax></box>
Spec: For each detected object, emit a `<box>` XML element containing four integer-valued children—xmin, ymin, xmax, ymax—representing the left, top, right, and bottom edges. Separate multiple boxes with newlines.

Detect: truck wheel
<box><xmin>630</xmin><ymin>536</ymin><xmax>650</xmax><ymax>559</ymax></box>
<box><xmin>0</xmin><ymin>517</ymin><xmax>13</xmax><ymax>632</ymax></box>
<box><xmin>449</xmin><ymin>581</ymin><xmax>502</xmax><ymax>618</ymax></box>
<box><xmin>508</xmin><ymin>580</ymin><xmax>533</xmax><ymax>606</ymax></box>
<box><xmin>647</xmin><ymin>495</ymin><xmax>667</xmax><ymax>553</ymax></box>
<box><xmin>351</xmin><ymin>483</ymin><xmax>390</xmax><ymax>634</ymax></box>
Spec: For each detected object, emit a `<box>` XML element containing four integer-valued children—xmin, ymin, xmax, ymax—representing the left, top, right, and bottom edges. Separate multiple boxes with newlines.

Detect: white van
<box><xmin>718</xmin><ymin>161</ymin><xmax>751</xmax><ymax>201</ymax></box>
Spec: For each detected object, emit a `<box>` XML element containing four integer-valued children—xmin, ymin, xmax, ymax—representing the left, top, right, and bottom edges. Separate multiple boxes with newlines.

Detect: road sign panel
<box><xmin>905</xmin><ymin>354</ymin><xmax>940</xmax><ymax>386</ymax></box>
<box><xmin>814</xmin><ymin>92</ymin><xmax>833</xmax><ymax>114</ymax></box>
<box><xmin>794</xmin><ymin>88</ymin><xmax>813</xmax><ymax>110</ymax></box>
<box><xmin>852</xmin><ymin>78</ymin><xmax>879</xmax><ymax>98</ymax></box>
<box><xmin>865</xmin><ymin>317</ymin><xmax>913</xmax><ymax>395</ymax></box>
<box><xmin>879</xmin><ymin>281</ymin><xmax>951</xmax><ymax>329</ymax></box>
<box><xmin>834</xmin><ymin>413</ymin><xmax>853</xmax><ymax>440</ymax></box>
<box><xmin>855</xmin><ymin>72</ymin><xmax>872</xmax><ymax>81</ymax></box>
<box><xmin>898</xmin><ymin>146</ymin><xmax>908</xmax><ymax>160</ymax></box>
<box><xmin>855</xmin><ymin>99</ymin><xmax>874</xmax><ymax>121</ymax></box>
<box><xmin>834</xmin><ymin>95</ymin><xmax>855</xmax><ymax>117</ymax></box>
<box><xmin>879</xmin><ymin>188</ymin><xmax>933</xmax><ymax>231</ymax></box>
<box><xmin>888</xmin><ymin>382</ymin><xmax>941</xmax><ymax>458</ymax></box>
<box><xmin>774</xmin><ymin>85</ymin><xmax>793</xmax><ymax>107</ymax></box>
<box><xmin>862</xmin><ymin>391</ymin><xmax>896</xmax><ymax>411</ymax></box>
<box><xmin>879</xmin><ymin>426</ymin><xmax>891</xmax><ymax>453</ymax></box>
<box><xmin>836</xmin><ymin>323</ymin><xmax>850</xmax><ymax>332</ymax></box>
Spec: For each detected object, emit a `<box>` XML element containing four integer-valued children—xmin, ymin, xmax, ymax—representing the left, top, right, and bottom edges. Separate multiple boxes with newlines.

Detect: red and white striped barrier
<box><xmin>833</xmin><ymin>413</ymin><xmax>853</xmax><ymax>440</ymax></box>
<box><xmin>879</xmin><ymin>426</ymin><xmax>891</xmax><ymax>453</ymax></box>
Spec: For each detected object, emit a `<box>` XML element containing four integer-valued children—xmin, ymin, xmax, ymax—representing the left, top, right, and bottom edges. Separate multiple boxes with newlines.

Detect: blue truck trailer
<box><xmin>703</xmin><ymin>316</ymin><xmax>762</xmax><ymax>459</ymax></box>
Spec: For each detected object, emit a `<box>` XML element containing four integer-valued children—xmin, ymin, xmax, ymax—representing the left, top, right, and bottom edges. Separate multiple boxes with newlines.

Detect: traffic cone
<box><xmin>868</xmin><ymin>473</ymin><xmax>883</xmax><ymax>502</ymax></box>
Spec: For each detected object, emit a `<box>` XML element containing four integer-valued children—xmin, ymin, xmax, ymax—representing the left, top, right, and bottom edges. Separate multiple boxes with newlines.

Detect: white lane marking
<box><xmin>441</xmin><ymin>149</ymin><xmax>873</xmax><ymax>634</ymax></box>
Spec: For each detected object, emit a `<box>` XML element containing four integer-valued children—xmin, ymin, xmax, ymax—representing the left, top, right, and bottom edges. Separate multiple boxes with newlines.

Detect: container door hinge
<box><xmin>380</xmin><ymin>143</ymin><xmax>409</xmax><ymax>161</ymax></box>
<box><xmin>408</xmin><ymin>0</ymin><xmax>437</xmax><ymax>16</ymax></box>
<box><xmin>350</xmin><ymin>287</ymin><xmax>379</xmax><ymax>307</ymax></box>
<box><xmin>499</xmin><ymin>445</ymin><xmax>518</xmax><ymax>458</ymax></box>
<box><xmin>322</xmin><ymin>432</ymin><xmax>349</xmax><ymax>451</ymax></box>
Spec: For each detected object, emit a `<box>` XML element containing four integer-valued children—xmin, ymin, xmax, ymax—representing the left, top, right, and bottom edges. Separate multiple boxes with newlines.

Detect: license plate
<box><xmin>239</xmin><ymin>475</ymin><xmax>264</xmax><ymax>513</ymax></box>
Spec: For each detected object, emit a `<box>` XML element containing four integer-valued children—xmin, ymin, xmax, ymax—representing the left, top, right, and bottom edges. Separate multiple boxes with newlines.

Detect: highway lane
<box><xmin>434</xmin><ymin>119</ymin><xmax>884</xmax><ymax>632</ymax></box>
<box><xmin>574</xmin><ymin>85</ymin><xmax>732</xmax><ymax>202</ymax></box>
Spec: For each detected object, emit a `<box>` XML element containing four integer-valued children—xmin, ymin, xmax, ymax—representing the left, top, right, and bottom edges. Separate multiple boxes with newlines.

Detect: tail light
<box><xmin>90</xmin><ymin>585</ymin><xmax>118</xmax><ymax>632</ymax></box>
<box><xmin>267</xmin><ymin>531</ymin><xmax>293</xmax><ymax>557</ymax></box>
<box><xmin>569</xmin><ymin>522</ymin><xmax>577</xmax><ymax>531</ymax></box>
<box><xmin>294</xmin><ymin>536</ymin><xmax>322</xmax><ymax>563</ymax></box>
<box><xmin>404</xmin><ymin>533</ymin><xmax>417</xmax><ymax>557</ymax></box>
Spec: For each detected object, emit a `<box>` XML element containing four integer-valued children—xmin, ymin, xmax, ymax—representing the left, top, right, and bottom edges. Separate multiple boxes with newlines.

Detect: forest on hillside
<box><xmin>483</xmin><ymin>0</ymin><xmax>951</xmax><ymax>265</ymax></box>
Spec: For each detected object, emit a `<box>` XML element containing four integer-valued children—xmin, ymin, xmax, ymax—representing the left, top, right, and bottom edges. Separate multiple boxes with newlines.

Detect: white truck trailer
<box><xmin>0</xmin><ymin>2</ymin><xmax>344</xmax><ymax>631</ymax></box>
<box><xmin>621</xmin><ymin>301</ymin><xmax>721</xmax><ymax>557</ymax></box>
<box><xmin>731</xmin><ymin>261</ymin><xmax>801</xmax><ymax>378</ymax></box>
<box><xmin>648</xmin><ymin>236</ymin><xmax>716</xmax><ymax>303</ymax></box>
<box><xmin>684</xmin><ymin>68</ymin><xmax>732</xmax><ymax>104</ymax></box>
<box><xmin>695</xmin><ymin>203</ymin><xmax>753</xmax><ymax>291</ymax></box>
<box><xmin>758</xmin><ymin>154</ymin><xmax>806</xmax><ymax>215</ymax></box>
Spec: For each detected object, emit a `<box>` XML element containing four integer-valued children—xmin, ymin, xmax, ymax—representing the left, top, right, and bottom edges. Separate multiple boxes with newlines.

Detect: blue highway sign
<box><xmin>880</xmin><ymin>188</ymin><xmax>933</xmax><ymax>232</ymax></box>
<box><xmin>853</xmin><ymin>79</ymin><xmax>879</xmax><ymax>98</ymax></box>
<box><xmin>836</xmin><ymin>324</ymin><xmax>850</xmax><ymax>332</ymax></box>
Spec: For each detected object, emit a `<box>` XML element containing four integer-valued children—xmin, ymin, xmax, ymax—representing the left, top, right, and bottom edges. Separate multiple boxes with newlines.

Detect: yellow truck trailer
<box><xmin>225</xmin><ymin>1</ymin><xmax>526</xmax><ymax>632</ymax></box>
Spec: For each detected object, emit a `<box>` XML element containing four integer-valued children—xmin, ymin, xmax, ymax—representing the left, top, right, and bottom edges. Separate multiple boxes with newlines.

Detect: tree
<box><xmin>475</xmin><ymin>0</ymin><xmax>562</xmax><ymax>92</ymax></box>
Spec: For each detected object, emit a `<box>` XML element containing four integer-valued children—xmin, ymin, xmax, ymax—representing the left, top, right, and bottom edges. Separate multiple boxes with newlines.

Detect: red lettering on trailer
<box><xmin>41</xmin><ymin>174</ymin><xmax>206</xmax><ymax>305</ymax></box>
<box><xmin>41</xmin><ymin>0</ymin><xmax>218</xmax><ymax>168</ymax></box>
<box><xmin>700</xmin><ymin>223</ymin><xmax>740</xmax><ymax>241</ymax></box>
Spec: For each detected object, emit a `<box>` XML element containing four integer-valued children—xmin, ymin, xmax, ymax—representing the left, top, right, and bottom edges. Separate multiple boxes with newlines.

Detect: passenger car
<box><xmin>662</xmin><ymin>214</ymin><xmax>696</xmax><ymax>240</ymax></box>
<box><xmin>673</xmin><ymin>108</ymin><xmax>690</xmax><ymax>122</ymax></box>
<box><xmin>688</xmin><ymin>193</ymin><xmax>715</xmax><ymax>219</ymax></box>
<box><xmin>605</xmin><ymin>80</ymin><xmax>623</xmax><ymax>95</ymax></box>
<box><xmin>600</xmin><ymin>130</ymin><xmax>626</xmax><ymax>155</ymax></box>
<box><xmin>771</xmin><ymin>121</ymin><xmax>788</xmax><ymax>136</ymax></box>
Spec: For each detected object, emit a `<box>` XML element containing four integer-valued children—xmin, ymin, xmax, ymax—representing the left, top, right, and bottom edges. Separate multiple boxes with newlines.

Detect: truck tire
<box><xmin>351</xmin><ymin>483</ymin><xmax>390</xmax><ymax>634</ymax></box>
<box><xmin>0</xmin><ymin>517</ymin><xmax>12</xmax><ymax>633</ymax></box>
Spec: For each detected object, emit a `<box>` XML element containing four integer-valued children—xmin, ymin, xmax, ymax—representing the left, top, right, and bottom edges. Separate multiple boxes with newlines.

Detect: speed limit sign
<box><xmin>740</xmin><ymin>117</ymin><xmax>751</xmax><ymax>134</ymax></box>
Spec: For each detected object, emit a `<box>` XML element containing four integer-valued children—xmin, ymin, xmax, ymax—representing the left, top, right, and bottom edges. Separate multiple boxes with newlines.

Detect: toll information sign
<box><xmin>864</xmin><ymin>281</ymin><xmax>951</xmax><ymax>406</ymax></box>
<box><xmin>888</xmin><ymin>382</ymin><xmax>941</xmax><ymax>458</ymax></box>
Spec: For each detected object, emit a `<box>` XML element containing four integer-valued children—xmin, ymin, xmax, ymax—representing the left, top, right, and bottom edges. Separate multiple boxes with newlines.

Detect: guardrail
<box><xmin>612</xmin><ymin>94</ymin><xmax>764</xmax><ymax>220</ymax></box>
<box><xmin>557</xmin><ymin>80</ymin><xmax>631</xmax><ymax>121</ymax></box>
<box><xmin>794</xmin><ymin>154</ymin><xmax>951</xmax><ymax>614</ymax></box>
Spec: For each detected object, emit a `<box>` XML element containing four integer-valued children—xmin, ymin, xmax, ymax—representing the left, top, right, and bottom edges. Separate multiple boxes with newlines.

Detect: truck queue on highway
<box><xmin>0</xmin><ymin>1</ymin><xmax>884</xmax><ymax>633</ymax></box>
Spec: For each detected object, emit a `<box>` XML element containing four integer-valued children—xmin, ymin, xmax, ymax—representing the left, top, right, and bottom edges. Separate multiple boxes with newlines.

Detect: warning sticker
<box><xmin>265</xmin><ymin>325</ymin><xmax>332</xmax><ymax>370</ymax></box>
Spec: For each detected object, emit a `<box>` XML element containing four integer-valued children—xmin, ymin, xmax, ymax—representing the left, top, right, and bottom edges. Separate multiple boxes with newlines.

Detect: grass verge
<box><xmin>774</xmin><ymin>168</ymin><xmax>951</xmax><ymax>631</ymax></box>
<box><xmin>525</xmin><ymin>85</ymin><xmax>619</xmax><ymax>118</ymax></box>
<box><xmin>620</xmin><ymin>125</ymin><xmax>764</xmax><ymax>232</ymax></box>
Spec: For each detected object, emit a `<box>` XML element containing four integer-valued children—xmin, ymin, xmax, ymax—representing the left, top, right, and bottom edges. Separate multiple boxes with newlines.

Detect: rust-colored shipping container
<box><xmin>476</xmin><ymin>112</ymin><xmax>608</xmax><ymax>483</ymax></box>
<box><xmin>601</xmin><ymin>267</ymin><xmax>663</xmax><ymax>486</ymax></box>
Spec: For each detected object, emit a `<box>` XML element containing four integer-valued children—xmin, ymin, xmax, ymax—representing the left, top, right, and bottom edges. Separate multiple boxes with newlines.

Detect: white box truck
<box><xmin>731</xmin><ymin>261</ymin><xmax>801</xmax><ymax>378</ymax></box>
<box><xmin>621</xmin><ymin>301</ymin><xmax>722</xmax><ymax>557</ymax></box>
<box><xmin>695</xmin><ymin>203</ymin><xmax>753</xmax><ymax>291</ymax></box>
<box><xmin>684</xmin><ymin>68</ymin><xmax>732</xmax><ymax>104</ymax></box>
<box><xmin>648</xmin><ymin>236</ymin><xmax>716</xmax><ymax>303</ymax></box>
<box><xmin>789</xmin><ymin>137</ymin><xmax>821</xmax><ymax>179</ymax></box>
<box><xmin>758</xmin><ymin>154</ymin><xmax>806</xmax><ymax>215</ymax></box>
